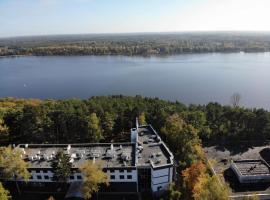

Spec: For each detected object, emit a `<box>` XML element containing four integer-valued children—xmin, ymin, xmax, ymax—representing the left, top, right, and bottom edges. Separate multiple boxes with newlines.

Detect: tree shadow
<box><xmin>260</xmin><ymin>148</ymin><xmax>270</xmax><ymax>164</ymax></box>
<box><xmin>204</xmin><ymin>140</ymin><xmax>269</xmax><ymax>156</ymax></box>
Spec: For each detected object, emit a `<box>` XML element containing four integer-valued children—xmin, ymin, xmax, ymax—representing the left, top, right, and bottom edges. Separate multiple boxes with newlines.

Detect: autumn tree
<box><xmin>0</xmin><ymin>119</ymin><xmax>9</xmax><ymax>144</ymax></box>
<box><xmin>0</xmin><ymin>146</ymin><xmax>30</xmax><ymax>180</ymax></box>
<box><xmin>87</xmin><ymin>113</ymin><xmax>103</xmax><ymax>142</ymax></box>
<box><xmin>0</xmin><ymin>146</ymin><xmax>30</xmax><ymax>195</ymax></box>
<box><xmin>182</xmin><ymin>161</ymin><xmax>206</xmax><ymax>199</ymax></box>
<box><xmin>182</xmin><ymin>161</ymin><xmax>229</xmax><ymax>200</ymax></box>
<box><xmin>51</xmin><ymin>150</ymin><xmax>72</xmax><ymax>182</ymax></box>
<box><xmin>167</xmin><ymin>182</ymin><xmax>182</xmax><ymax>200</ymax></box>
<box><xmin>138</xmin><ymin>112</ymin><xmax>146</xmax><ymax>125</ymax></box>
<box><xmin>101</xmin><ymin>112</ymin><xmax>115</xmax><ymax>141</ymax></box>
<box><xmin>0</xmin><ymin>182</ymin><xmax>9</xmax><ymax>200</ymax></box>
<box><xmin>161</xmin><ymin>114</ymin><xmax>201</xmax><ymax>169</ymax></box>
<box><xmin>80</xmin><ymin>160</ymin><xmax>108</xmax><ymax>199</ymax></box>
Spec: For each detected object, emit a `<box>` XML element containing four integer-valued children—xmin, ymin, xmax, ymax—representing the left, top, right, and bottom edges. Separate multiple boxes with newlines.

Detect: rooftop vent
<box><xmin>155</xmin><ymin>159</ymin><xmax>161</xmax><ymax>164</ymax></box>
<box><xmin>121</xmin><ymin>153</ymin><xmax>130</xmax><ymax>161</ymax></box>
<box><xmin>156</xmin><ymin>152</ymin><xmax>162</xmax><ymax>157</ymax></box>
<box><xmin>150</xmin><ymin>153</ymin><xmax>155</xmax><ymax>158</ymax></box>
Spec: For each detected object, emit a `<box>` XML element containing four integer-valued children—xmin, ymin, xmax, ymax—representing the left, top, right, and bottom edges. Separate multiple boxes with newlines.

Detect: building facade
<box><xmin>13</xmin><ymin>122</ymin><xmax>175</xmax><ymax>197</ymax></box>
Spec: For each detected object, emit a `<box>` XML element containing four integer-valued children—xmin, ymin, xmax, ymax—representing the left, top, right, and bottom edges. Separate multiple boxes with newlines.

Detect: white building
<box><xmin>14</xmin><ymin>123</ymin><xmax>175</xmax><ymax>197</ymax></box>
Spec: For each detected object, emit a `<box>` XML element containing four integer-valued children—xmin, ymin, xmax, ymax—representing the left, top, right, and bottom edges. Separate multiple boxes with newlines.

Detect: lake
<box><xmin>0</xmin><ymin>53</ymin><xmax>270</xmax><ymax>109</ymax></box>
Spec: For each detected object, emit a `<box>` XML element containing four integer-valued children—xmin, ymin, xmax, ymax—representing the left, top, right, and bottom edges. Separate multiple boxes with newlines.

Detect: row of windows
<box><xmin>70</xmin><ymin>175</ymin><xmax>82</xmax><ymax>180</ymax></box>
<box><xmin>29</xmin><ymin>175</ymin><xmax>82</xmax><ymax>180</ymax></box>
<box><xmin>29</xmin><ymin>175</ymin><xmax>50</xmax><ymax>180</ymax></box>
<box><xmin>105</xmin><ymin>169</ymin><xmax>133</xmax><ymax>173</ymax></box>
<box><xmin>31</xmin><ymin>169</ymin><xmax>133</xmax><ymax>174</ymax></box>
<box><xmin>30</xmin><ymin>170</ymin><xmax>49</xmax><ymax>173</ymax></box>
<box><xmin>110</xmin><ymin>175</ymin><xmax>133</xmax><ymax>180</ymax></box>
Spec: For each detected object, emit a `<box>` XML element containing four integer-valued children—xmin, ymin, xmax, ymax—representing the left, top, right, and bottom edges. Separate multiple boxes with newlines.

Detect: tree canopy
<box><xmin>80</xmin><ymin>160</ymin><xmax>108</xmax><ymax>199</ymax></box>
<box><xmin>0</xmin><ymin>182</ymin><xmax>9</xmax><ymax>200</ymax></box>
<box><xmin>0</xmin><ymin>146</ymin><xmax>30</xmax><ymax>180</ymax></box>
<box><xmin>51</xmin><ymin>150</ymin><xmax>72</xmax><ymax>182</ymax></box>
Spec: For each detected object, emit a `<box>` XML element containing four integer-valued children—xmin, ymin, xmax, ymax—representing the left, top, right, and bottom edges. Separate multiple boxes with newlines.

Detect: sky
<box><xmin>0</xmin><ymin>0</ymin><xmax>270</xmax><ymax>37</ymax></box>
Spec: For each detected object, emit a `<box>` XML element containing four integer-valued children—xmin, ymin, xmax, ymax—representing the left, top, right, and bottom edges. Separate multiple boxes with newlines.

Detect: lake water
<box><xmin>0</xmin><ymin>53</ymin><xmax>270</xmax><ymax>109</ymax></box>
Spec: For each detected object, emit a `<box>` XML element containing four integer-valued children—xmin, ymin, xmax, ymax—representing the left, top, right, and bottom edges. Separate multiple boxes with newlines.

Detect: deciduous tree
<box><xmin>80</xmin><ymin>160</ymin><xmax>108</xmax><ymax>199</ymax></box>
<box><xmin>0</xmin><ymin>182</ymin><xmax>9</xmax><ymax>200</ymax></box>
<box><xmin>0</xmin><ymin>146</ymin><xmax>30</xmax><ymax>180</ymax></box>
<box><xmin>87</xmin><ymin>113</ymin><xmax>103</xmax><ymax>142</ymax></box>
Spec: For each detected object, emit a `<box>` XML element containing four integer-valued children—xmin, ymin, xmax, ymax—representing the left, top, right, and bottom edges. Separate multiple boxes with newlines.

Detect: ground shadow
<box><xmin>260</xmin><ymin>148</ymin><xmax>270</xmax><ymax>164</ymax></box>
<box><xmin>204</xmin><ymin>140</ymin><xmax>269</xmax><ymax>156</ymax></box>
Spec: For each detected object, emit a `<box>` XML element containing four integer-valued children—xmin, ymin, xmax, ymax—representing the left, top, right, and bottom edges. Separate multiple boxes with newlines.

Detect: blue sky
<box><xmin>0</xmin><ymin>0</ymin><xmax>270</xmax><ymax>37</ymax></box>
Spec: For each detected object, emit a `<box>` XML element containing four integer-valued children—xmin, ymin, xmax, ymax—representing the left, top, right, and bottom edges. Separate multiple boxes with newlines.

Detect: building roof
<box><xmin>16</xmin><ymin>124</ymin><xmax>174</xmax><ymax>170</ymax></box>
<box><xmin>136</xmin><ymin>125</ymin><xmax>174</xmax><ymax>168</ymax></box>
<box><xmin>17</xmin><ymin>143</ymin><xmax>136</xmax><ymax>169</ymax></box>
<box><xmin>232</xmin><ymin>160</ymin><xmax>270</xmax><ymax>176</ymax></box>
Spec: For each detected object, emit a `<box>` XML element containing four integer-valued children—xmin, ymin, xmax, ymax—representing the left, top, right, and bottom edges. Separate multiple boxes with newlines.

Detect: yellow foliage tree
<box><xmin>138</xmin><ymin>112</ymin><xmax>146</xmax><ymax>125</ymax></box>
<box><xmin>0</xmin><ymin>182</ymin><xmax>9</xmax><ymax>200</ymax></box>
<box><xmin>80</xmin><ymin>160</ymin><xmax>108</xmax><ymax>199</ymax></box>
<box><xmin>0</xmin><ymin>146</ymin><xmax>30</xmax><ymax>180</ymax></box>
<box><xmin>182</xmin><ymin>161</ymin><xmax>229</xmax><ymax>200</ymax></box>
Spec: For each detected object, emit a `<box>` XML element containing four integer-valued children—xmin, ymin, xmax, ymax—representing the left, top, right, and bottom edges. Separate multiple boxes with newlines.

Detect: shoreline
<box><xmin>1</xmin><ymin>51</ymin><xmax>270</xmax><ymax>59</ymax></box>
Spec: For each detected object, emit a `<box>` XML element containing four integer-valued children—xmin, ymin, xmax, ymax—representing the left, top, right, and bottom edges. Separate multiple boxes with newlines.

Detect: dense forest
<box><xmin>0</xmin><ymin>95</ymin><xmax>269</xmax><ymax>199</ymax></box>
<box><xmin>1</xmin><ymin>32</ymin><xmax>270</xmax><ymax>57</ymax></box>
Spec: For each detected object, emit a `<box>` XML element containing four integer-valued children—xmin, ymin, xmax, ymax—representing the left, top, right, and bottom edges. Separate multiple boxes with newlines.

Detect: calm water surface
<box><xmin>0</xmin><ymin>53</ymin><xmax>270</xmax><ymax>109</ymax></box>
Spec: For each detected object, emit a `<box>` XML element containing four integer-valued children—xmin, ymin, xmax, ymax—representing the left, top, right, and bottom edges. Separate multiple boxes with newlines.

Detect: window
<box><xmin>127</xmin><ymin>175</ymin><xmax>132</xmax><ymax>179</ymax></box>
<box><xmin>77</xmin><ymin>175</ymin><xmax>82</xmax><ymax>180</ymax></box>
<box><xmin>43</xmin><ymin>170</ymin><xmax>48</xmax><ymax>173</ymax></box>
<box><xmin>103</xmin><ymin>169</ymin><xmax>107</xmax><ymax>173</ymax></box>
<box><xmin>37</xmin><ymin>175</ymin><xmax>42</xmax><ymax>180</ymax></box>
<box><xmin>157</xmin><ymin>186</ymin><xmax>162</xmax><ymax>191</ymax></box>
<box><xmin>44</xmin><ymin>175</ymin><xmax>49</xmax><ymax>180</ymax></box>
<box><xmin>110</xmin><ymin>169</ymin><xmax>115</xmax><ymax>173</ymax></box>
<box><xmin>127</xmin><ymin>169</ymin><xmax>132</xmax><ymax>173</ymax></box>
<box><xmin>120</xmin><ymin>175</ymin><xmax>124</xmax><ymax>179</ymax></box>
<box><xmin>110</xmin><ymin>175</ymin><xmax>115</xmax><ymax>180</ymax></box>
<box><xmin>119</xmin><ymin>169</ymin><xmax>124</xmax><ymax>173</ymax></box>
<box><xmin>70</xmin><ymin>176</ymin><xmax>74</xmax><ymax>180</ymax></box>
<box><xmin>36</xmin><ymin>170</ymin><xmax>40</xmax><ymax>173</ymax></box>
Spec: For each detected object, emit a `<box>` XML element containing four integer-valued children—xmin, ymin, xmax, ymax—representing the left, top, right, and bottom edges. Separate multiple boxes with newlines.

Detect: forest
<box><xmin>0</xmin><ymin>95</ymin><xmax>269</xmax><ymax>199</ymax></box>
<box><xmin>1</xmin><ymin>32</ymin><xmax>270</xmax><ymax>57</ymax></box>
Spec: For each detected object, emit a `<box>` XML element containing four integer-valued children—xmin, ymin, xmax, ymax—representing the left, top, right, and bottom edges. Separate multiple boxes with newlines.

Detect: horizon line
<box><xmin>1</xmin><ymin>30</ymin><xmax>270</xmax><ymax>40</ymax></box>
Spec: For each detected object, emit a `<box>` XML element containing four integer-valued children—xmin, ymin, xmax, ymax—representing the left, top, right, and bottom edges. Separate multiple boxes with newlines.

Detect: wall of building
<box><xmin>151</xmin><ymin>166</ymin><xmax>172</xmax><ymax>192</ymax></box>
<box><xmin>231</xmin><ymin>163</ymin><xmax>270</xmax><ymax>183</ymax></box>
<box><xmin>106</xmin><ymin>169</ymin><xmax>137</xmax><ymax>183</ymax></box>
<box><xmin>27</xmin><ymin>169</ymin><xmax>138</xmax><ymax>183</ymax></box>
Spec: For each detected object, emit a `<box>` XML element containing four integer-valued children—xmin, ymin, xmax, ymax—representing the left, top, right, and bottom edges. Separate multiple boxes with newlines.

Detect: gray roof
<box><xmin>17</xmin><ymin>143</ymin><xmax>136</xmax><ymax>169</ymax></box>
<box><xmin>233</xmin><ymin>160</ymin><xmax>270</xmax><ymax>176</ymax></box>
<box><xmin>17</xmin><ymin>124</ymin><xmax>174</xmax><ymax>169</ymax></box>
<box><xmin>136</xmin><ymin>125</ymin><xmax>174</xmax><ymax>168</ymax></box>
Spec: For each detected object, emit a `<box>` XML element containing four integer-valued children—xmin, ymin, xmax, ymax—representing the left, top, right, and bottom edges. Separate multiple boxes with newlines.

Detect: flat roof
<box><xmin>16</xmin><ymin>124</ymin><xmax>174</xmax><ymax>170</ymax></box>
<box><xmin>233</xmin><ymin>160</ymin><xmax>270</xmax><ymax>176</ymax></box>
<box><xmin>137</xmin><ymin>125</ymin><xmax>174</xmax><ymax>168</ymax></box>
<box><xmin>17</xmin><ymin>143</ymin><xmax>136</xmax><ymax>169</ymax></box>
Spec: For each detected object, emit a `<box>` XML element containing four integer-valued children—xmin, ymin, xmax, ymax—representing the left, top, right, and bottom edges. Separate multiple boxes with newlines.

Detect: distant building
<box><xmin>230</xmin><ymin>159</ymin><xmax>270</xmax><ymax>184</ymax></box>
<box><xmin>8</xmin><ymin>121</ymin><xmax>175</xmax><ymax>198</ymax></box>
